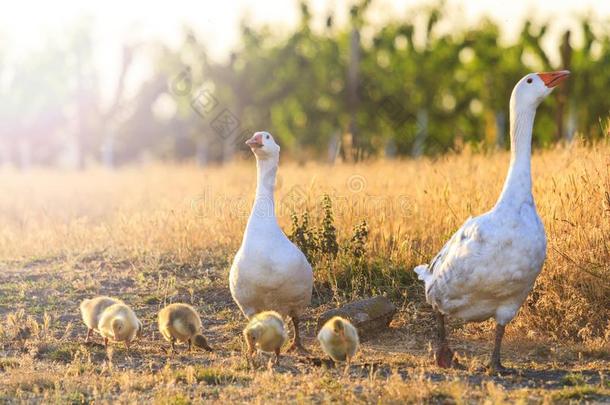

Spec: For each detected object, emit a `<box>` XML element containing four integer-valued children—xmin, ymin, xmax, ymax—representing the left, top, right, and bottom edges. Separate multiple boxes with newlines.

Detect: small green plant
<box><xmin>289</xmin><ymin>194</ymin><xmax>340</xmax><ymax>262</ymax></box>
<box><xmin>319</xmin><ymin>194</ymin><xmax>339</xmax><ymax>257</ymax></box>
<box><xmin>348</xmin><ymin>220</ymin><xmax>369</xmax><ymax>258</ymax></box>
<box><xmin>290</xmin><ymin>211</ymin><xmax>319</xmax><ymax>263</ymax></box>
<box><xmin>287</xmin><ymin>195</ymin><xmax>387</xmax><ymax>299</ymax></box>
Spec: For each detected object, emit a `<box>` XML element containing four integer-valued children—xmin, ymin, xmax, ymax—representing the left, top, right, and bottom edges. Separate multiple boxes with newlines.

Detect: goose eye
<box><xmin>266</xmin><ymin>135</ymin><xmax>270</xmax><ymax>140</ymax></box>
<box><xmin>527</xmin><ymin>78</ymin><xmax>533</xmax><ymax>84</ymax></box>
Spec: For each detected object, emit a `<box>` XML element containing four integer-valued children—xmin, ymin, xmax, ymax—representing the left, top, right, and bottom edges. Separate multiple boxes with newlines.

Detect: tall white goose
<box><xmin>414</xmin><ymin>71</ymin><xmax>570</xmax><ymax>372</ymax></box>
<box><xmin>230</xmin><ymin>131</ymin><xmax>314</xmax><ymax>352</ymax></box>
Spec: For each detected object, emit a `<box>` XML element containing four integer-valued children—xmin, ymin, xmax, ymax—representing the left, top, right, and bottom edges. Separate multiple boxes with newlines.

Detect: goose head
<box><xmin>511</xmin><ymin>70</ymin><xmax>570</xmax><ymax>111</ymax></box>
<box><xmin>246</xmin><ymin>131</ymin><xmax>280</xmax><ymax>160</ymax></box>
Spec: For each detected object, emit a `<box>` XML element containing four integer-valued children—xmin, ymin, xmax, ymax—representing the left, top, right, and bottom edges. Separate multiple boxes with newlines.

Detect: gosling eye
<box><xmin>526</xmin><ymin>78</ymin><xmax>533</xmax><ymax>84</ymax></box>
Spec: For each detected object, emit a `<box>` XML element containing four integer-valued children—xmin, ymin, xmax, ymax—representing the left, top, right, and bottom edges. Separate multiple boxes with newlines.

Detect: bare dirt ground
<box><xmin>0</xmin><ymin>253</ymin><xmax>608</xmax><ymax>404</ymax></box>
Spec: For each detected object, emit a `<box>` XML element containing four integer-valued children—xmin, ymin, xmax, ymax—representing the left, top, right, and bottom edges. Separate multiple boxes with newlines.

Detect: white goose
<box><xmin>230</xmin><ymin>131</ymin><xmax>314</xmax><ymax>352</ymax></box>
<box><xmin>414</xmin><ymin>71</ymin><xmax>570</xmax><ymax>372</ymax></box>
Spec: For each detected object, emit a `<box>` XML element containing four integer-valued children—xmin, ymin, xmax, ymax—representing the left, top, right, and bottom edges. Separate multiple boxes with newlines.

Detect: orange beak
<box><xmin>245</xmin><ymin>133</ymin><xmax>263</xmax><ymax>148</ymax></box>
<box><xmin>537</xmin><ymin>70</ymin><xmax>570</xmax><ymax>88</ymax></box>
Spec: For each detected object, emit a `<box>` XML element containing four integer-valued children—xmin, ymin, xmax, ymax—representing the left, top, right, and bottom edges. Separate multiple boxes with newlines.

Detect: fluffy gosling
<box><xmin>158</xmin><ymin>303</ymin><xmax>213</xmax><ymax>353</ymax></box>
<box><xmin>80</xmin><ymin>296</ymin><xmax>122</xmax><ymax>343</ymax></box>
<box><xmin>98</xmin><ymin>303</ymin><xmax>142</xmax><ymax>349</ymax></box>
<box><xmin>243</xmin><ymin>311</ymin><xmax>287</xmax><ymax>366</ymax></box>
<box><xmin>317</xmin><ymin>316</ymin><xmax>359</xmax><ymax>366</ymax></box>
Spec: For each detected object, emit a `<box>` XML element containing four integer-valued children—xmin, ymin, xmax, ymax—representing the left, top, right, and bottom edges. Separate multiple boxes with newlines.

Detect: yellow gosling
<box><xmin>243</xmin><ymin>311</ymin><xmax>287</xmax><ymax>366</ymax></box>
<box><xmin>158</xmin><ymin>303</ymin><xmax>213</xmax><ymax>353</ymax></box>
<box><xmin>98</xmin><ymin>303</ymin><xmax>142</xmax><ymax>349</ymax></box>
<box><xmin>80</xmin><ymin>296</ymin><xmax>122</xmax><ymax>342</ymax></box>
<box><xmin>317</xmin><ymin>316</ymin><xmax>359</xmax><ymax>367</ymax></box>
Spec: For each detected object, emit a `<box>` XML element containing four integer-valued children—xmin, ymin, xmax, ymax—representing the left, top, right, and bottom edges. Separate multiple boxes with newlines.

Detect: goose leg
<box><xmin>274</xmin><ymin>348</ymin><xmax>281</xmax><ymax>365</ymax></box>
<box><xmin>488</xmin><ymin>323</ymin><xmax>512</xmax><ymax>373</ymax></box>
<box><xmin>435</xmin><ymin>311</ymin><xmax>454</xmax><ymax>368</ymax></box>
<box><xmin>287</xmin><ymin>315</ymin><xmax>309</xmax><ymax>354</ymax></box>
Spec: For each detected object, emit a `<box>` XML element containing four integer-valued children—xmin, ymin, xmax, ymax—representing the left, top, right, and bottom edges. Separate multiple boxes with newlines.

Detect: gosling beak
<box><xmin>245</xmin><ymin>133</ymin><xmax>263</xmax><ymax>149</ymax></box>
<box><xmin>537</xmin><ymin>70</ymin><xmax>570</xmax><ymax>88</ymax></box>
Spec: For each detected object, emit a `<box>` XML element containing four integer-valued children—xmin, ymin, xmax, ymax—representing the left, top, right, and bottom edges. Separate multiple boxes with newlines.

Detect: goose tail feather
<box><xmin>414</xmin><ymin>264</ymin><xmax>432</xmax><ymax>285</ymax></box>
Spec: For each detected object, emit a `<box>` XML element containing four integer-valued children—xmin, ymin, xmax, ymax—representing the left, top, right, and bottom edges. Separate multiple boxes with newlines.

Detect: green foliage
<box><xmin>348</xmin><ymin>220</ymin><xmax>369</xmax><ymax>259</ymax></box>
<box><xmin>288</xmin><ymin>195</ymin><xmax>414</xmax><ymax>300</ymax></box>
<box><xmin>5</xmin><ymin>4</ymin><xmax>610</xmax><ymax>166</ymax></box>
<box><xmin>289</xmin><ymin>194</ymin><xmax>340</xmax><ymax>263</ymax></box>
<box><xmin>290</xmin><ymin>211</ymin><xmax>319</xmax><ymax>263</ymax></box>
<box><xmin>158</xmin><ymin>4</ymin><xmax>610</xmax><ymax>163</ymax></box>
<box><xmin>319</xmin><ymin>195</ymin><xmax>339</xmax><ymax>257</ymax></box>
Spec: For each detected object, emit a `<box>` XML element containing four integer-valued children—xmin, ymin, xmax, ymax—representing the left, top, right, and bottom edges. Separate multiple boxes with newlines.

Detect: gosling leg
<box><xmin>85</xmin><ymin>328</ymin><xmax>93</xmax><ymax>343</ymax></box>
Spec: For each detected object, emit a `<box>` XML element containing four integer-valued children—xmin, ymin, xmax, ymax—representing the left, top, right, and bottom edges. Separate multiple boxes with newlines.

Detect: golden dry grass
<box><xmin>0</xmin><ymin>140</ymin><xmax>608</xmax><ymax>403</ymax></box>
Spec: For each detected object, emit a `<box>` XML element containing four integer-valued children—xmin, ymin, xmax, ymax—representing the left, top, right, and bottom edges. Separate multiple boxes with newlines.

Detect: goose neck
<box><xmin>251</xmin><ymin>156</ymin><xmax>278</xmax><ymax>220</ymax></box>
<box><xmin>495</xmin><ymin>106</ymin><xmax>536</xmax><ymax>209</ymax></box>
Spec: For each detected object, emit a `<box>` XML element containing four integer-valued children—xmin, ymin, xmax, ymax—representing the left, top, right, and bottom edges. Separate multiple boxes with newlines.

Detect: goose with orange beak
<box><xmin>414</xmin><ymin>71</ymin><xmax>569</xmax><ymax>373</ymax></box>
<box><xmin>230</xmin><ymin>131</ymin><xmax>314</xmax><ymax>354</ymax></box>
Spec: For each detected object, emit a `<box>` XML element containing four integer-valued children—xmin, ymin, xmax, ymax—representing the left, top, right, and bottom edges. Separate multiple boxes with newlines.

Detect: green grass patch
<box><xmin>553</xmin><ymin>385</ymin><xmax>601</xmax><ymax>401</ymax></box>
<box><xmin>175</xmin><ymin>366</ymin><xmax>250</xmax><ymax>386</ymax></box>
<box><xmin>35</xmin><ymin>343</ymin><xmax>77</xmax><ymax>363</ymax></box>
<box><xmin>157</xmin><ymin>393</ymin><xmax>191</xmax><ymax>405</ymax></box>
<box><xmin>64</xmin><ymin>390</ymin><xmax>92</xmax><ymax>405</ymax></box>
<box><xmin>560</xmin><ymin>373</ymin><xmax>586</xmax><ymax>386</ymax></box>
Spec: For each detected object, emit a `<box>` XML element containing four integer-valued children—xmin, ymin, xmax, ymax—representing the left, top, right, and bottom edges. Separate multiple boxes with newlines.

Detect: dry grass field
<box><xmin>0</xmin><ymin>140</ymin><xmax>608</xmax><ymax>404</ymax></box>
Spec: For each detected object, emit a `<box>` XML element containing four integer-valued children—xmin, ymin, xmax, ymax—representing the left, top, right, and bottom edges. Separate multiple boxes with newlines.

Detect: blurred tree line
<box><xmin>1</xmin><ymin>1</ymin><xmax>609</xmax><ymax>168</ymax></box>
